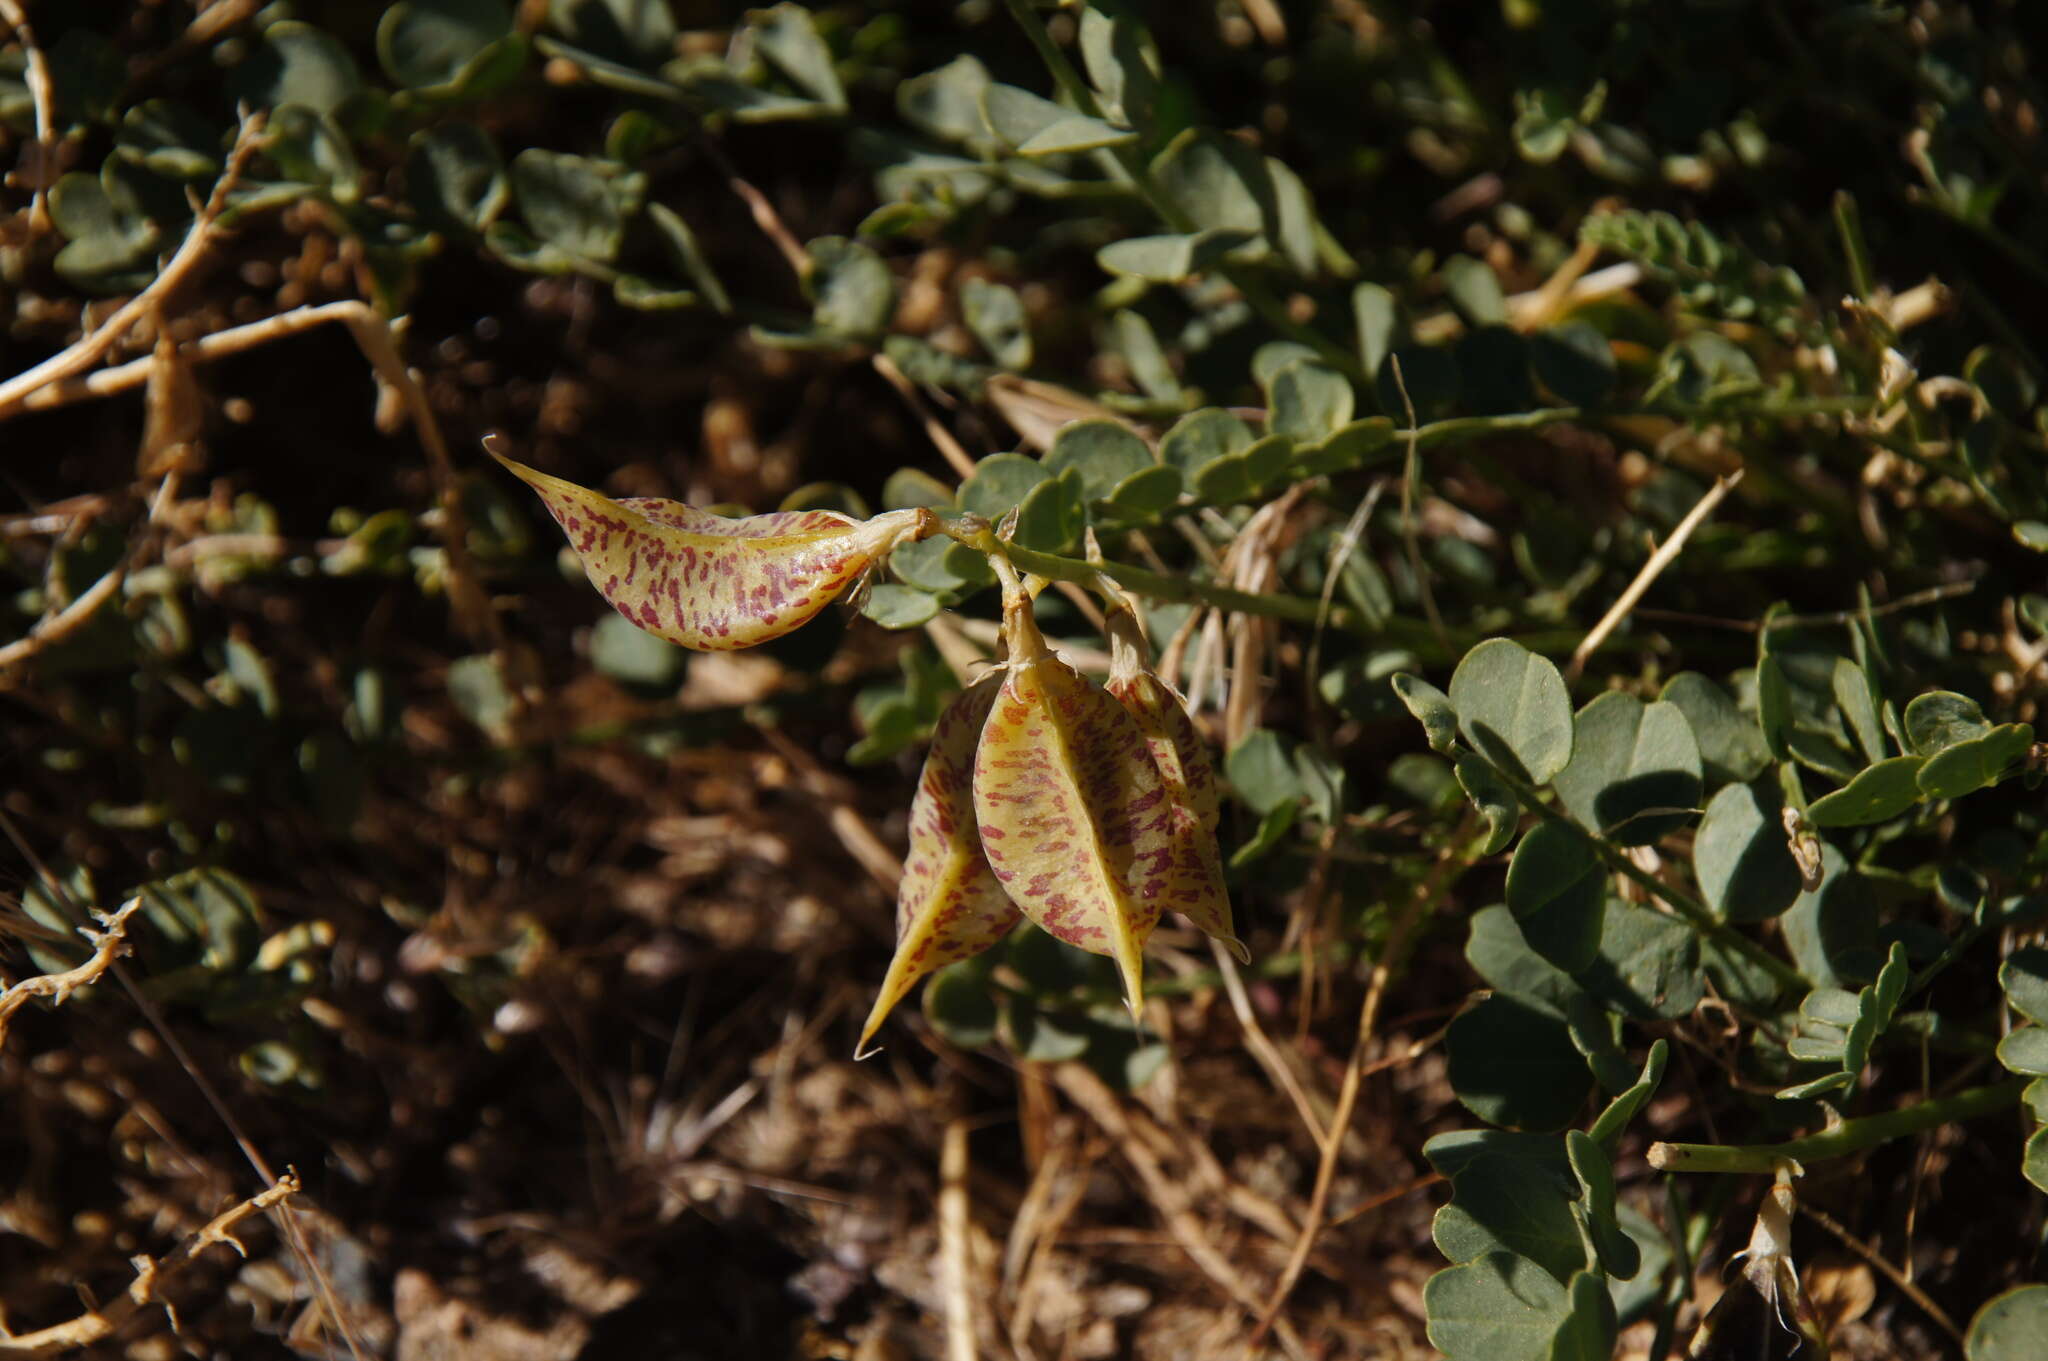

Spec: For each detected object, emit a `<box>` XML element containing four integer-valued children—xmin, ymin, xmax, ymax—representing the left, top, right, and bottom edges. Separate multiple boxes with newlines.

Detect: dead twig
<box><xmin>0</xmin><ymin>1170</ymin><xmax>301</xmax><ymax>1356</ymax></box>
<box><xmin>697</xmin><ymin>134</ymin><xmax>809</xmax><ymax>277</ymax></box>
<box><xmin>3</xmin><ymin>296</ymin><xmax>510</xmax><ymax>656</ymax></box>
<box><xmin>1251</xmin><ymin>837</ymin><xmax>1462</xmax><ymax>1343</ymax></box>
<box><xmin>0</xmin><ymin>898</ymin><xmax>141</xmax><ymax>1049</ymax></box>
<box><xmin>0</xmin><ymin>560</ymin><xmax>126</xmax><ymax>677</ymax></box>
<box><xmin>1565</xmin><ymin>470</ymin><xmax>1743</xmax><ymax>682</ymax></box>
<box><xmin>1212</xmin><ymin>940</ymin><xmax>1327</xmax><ymax>1148</ymax></box>
<box><xmin>872</xmin><ymin>352</ymin><xmax>981</xmax><ymax>481</ymax></box>
<box><xmin>940</xmin><ymin>1119</ymin><xmax>978</xmax><ymax>1361</ymax></box>
<box><xmin>1054</xmin><ymin>1063</ymin><xmax>1313</xmax><ymax>1361</ymax></box>
<box><xmin>0</xmin><ymin>110</ymin><xmax>267</xmax><ymax>418</ymax></box>
<box><xmin>0</xmin><ymin>814</ymin><xmax>369</xmax><ymax>1361</ymax></box>
<box><xmin>0</xmin><ymin>0</ymin><xmax>58</xmax><ymax>232</ymax></box>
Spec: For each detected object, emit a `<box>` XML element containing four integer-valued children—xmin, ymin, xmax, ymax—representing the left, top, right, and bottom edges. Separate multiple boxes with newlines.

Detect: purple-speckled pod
<box><xmin>1103</xmin><ymin>606</ymin><xmax>1245</xmax><ymax>963</ymax></box>
<box><xmin>971</xmin><ymin>574</ymin><xmax>1173</xmax><ymax>1016</ymax></box>
<box><xmin>494</xmin><ymin>451</ymin><xmax>936</xmax><ymax>651</ymax></box>
<box><xmin>858</xmin><ymin>674</ymin><xmax>1018</xmax><ymax>1054</ymax></box>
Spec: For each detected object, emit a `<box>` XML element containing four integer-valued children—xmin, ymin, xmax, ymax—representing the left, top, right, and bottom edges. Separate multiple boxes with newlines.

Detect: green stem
<box><xmin>999</xmin><ymin>0</ymin><xmax>1360</xmax><ymax>378</ymax></box>
<box><xmin>1647</xmin><ymin>1078</ymin><xmax>2025</xmax><ymax>1174</ymax></box>
<box><xmin>1474</xmin><ymin>753</ymin><xmax>1809</xmax><ymax>996</ymax></box>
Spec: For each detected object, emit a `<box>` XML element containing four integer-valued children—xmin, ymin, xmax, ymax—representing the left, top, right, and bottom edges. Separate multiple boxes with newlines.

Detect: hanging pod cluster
<box><xmin>861</xmin><ymin>556</ymin><xmax>1241</xmax><ymax>1052</ymax></box>
<box><xmin>492</xmin><ymin>451</ymin><xmax>1240</xmax><ymax>1055</ymax></box>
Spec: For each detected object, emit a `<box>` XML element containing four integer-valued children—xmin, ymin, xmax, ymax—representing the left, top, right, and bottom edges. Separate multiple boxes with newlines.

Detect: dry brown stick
<box><xmin>339</xmin><ymin>309</ymin><xmax>507</xmax><ymax>652</ymax></box>
<box><xmin>12</xmin><ymin>298</ymin><xmax>368</xmax><ymax>414</ymax></box>
<box><xmin>6</xmin><ymin>297</ymin><xmax>510</xmax><ymax>654</ymax></box>
<box><xmin>1054</xmin><ymin>1063</ymin><xmax>1312</xmax><ymax>1361</ymax></box>
<box><xmin>940</xmin><ymin>1119</ymin><xmax>977</xmax><ymax>1361</ymax></box>
<box><xmin>1323</xmin><ymin>1171</ymin><xmax>1445</xmax><ymax>1231</ymax></box>
<box><xmin>1632</xmin><ymin>579</ymin><xmax>1979</xmax><ymax>635</ymax></box>
<box><xmin>1564</xmin><ymin>469</ymin><xmax>1743</xmax><ymax>682</ymax></box>
<box><xmin>0</xmin><ymin>0</ymin><xmax>57</xmax><ymax>232</ymax></box>
<box><xmin>1794</xmin><ymin>1201</ymin><xmax>1963</xmax><ymax>1345</ymax></box>
<box><xmin>872</xmin><ymin>352</ymin><xmax>981</xmax><ymax>481</ymax></box>
<box><xmin>0</xmin><ymin>109</ymin><xmax>267</xmax><ymax>417</ymax></box>
<box><xmin>1212</xmin><ymin>939</ymin><xmax>1327</xmax><ymax>1146</ymax></box>
<box><xmin>0</xmin><ymin>897</ymin><xmax>140</xmax><ymax>1049</ymax></box>
<box><xmin>0</xmin><ymin>559</ymin><xmax>125</xmax><ymax>676</ymax></box>
<box><xmin>756</xmin><ymin>729</ymin><xmax>904</xmax><ymax>898</ymax></box>
<box><xmin>0</xmin><ymin>1170</ymin><xmax>301</xmax><ymax>1356</ymax></box>
<box><xmin>1250</xmin><ymin>839</ymin><xmax>1461</xmax><ymax>1343</ymax></box>
<box><xmin>697</xmin><ymin>134</ymin><xmax>809</xmax><ymax>276</ymax></box>
<box><xmin>0</xmin><ymin>814</ymin><xmax>368</xmax><ymax>1361</ymax></box>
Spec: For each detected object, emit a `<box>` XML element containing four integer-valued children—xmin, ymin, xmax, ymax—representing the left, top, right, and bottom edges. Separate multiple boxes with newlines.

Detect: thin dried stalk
<box><xmin>4</xmin><ymin>298</ymin><xmax>509</xmax><ymax>655</ymax></box>
<box><xmin>0</xmin><ymin>898</ymin><xmax>141</xmax><ymax>1049</ymax></box>
<box><xmin>940</xmin><ymin>1120</ymin><xmax>977</xmax><ymax>1361</ymax></box>
<box><xmin>0</xmin><ymin>1170</ymin><xmax>301</xmax><ymax>1356</ymax></box>
<box><xmin>0</xmin><ymin>0</ymin><xmax>57</xmax><ymax>231</ymax></box>
<box><xmin>0</xmin><ymin>111</ymin><xmax>267</xmax><ymax>418</ymax></box>
<box><xmin>873</xmin><ymin>352</ymin><xmax>981</xmax><ymax>480</ymax></box>
<box><xmin>0</xmin><ymin>559</ymin><xmax>127</xmax><ymax>677</ymax></box>
<box><xmin>1054</xmin><ymin>1063</ymin><xmax>1312</xmax><ymax>1361</ymax></box>
<box><xmin>1565</xmin><ymin>470</ymin><xmax>1742</xmax><ymax>682</ymax></box>
<box><xmin>1251</xmin><ymin>839</ymin><xmax>1461</xmax><ymax>1343</ymax></box>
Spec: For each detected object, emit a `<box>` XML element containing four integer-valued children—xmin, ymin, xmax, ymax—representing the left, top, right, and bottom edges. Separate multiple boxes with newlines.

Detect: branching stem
<box><xmin>1648</xmin><ymin>1079</ymin><xmax>2024</xmax><ymax>1174</ymax></box>
<box><xmin>1471</xmin><ymin>752</ymin><xmax>1809</xmax><ymax>995</ymax></box>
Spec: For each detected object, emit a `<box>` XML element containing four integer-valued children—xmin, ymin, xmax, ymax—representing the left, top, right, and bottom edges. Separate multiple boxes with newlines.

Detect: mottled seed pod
<box><xmin>972</xmin><ymin>560</ymin><xmax>1176</xmax><ymax>1017</ymax></box>
<box><xmin>1103</xmin><ymin>602</ymin><xmax>1246</xmax><ymax>963</ymax></box>
<box><xmin>493</xmin><ymin>450</ymin><xmax>936</xmax><ymax>651</ymax></box>
<box><xmin>859</xmin><ymin>674</ymin><xmax>1018</xmax><ymax>1056</ymax></box>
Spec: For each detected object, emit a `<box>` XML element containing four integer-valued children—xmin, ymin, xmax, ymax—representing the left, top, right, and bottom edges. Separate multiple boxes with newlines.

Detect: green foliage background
<box><xmin>2</xmin><ymin>1</ymin><xmax>2046</xmax><ymax>1357</ymax></box>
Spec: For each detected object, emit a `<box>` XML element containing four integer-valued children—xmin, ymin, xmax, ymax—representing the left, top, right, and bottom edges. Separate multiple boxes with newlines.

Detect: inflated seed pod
<box><xmin>492</xmin><ymin>449</ymin><xmax>936</xmax><ymax>651</ymax></box>
<box><xmin>1102</xmin><ymin>601</ymin><xmax>1246</xmax><ymax>963</ymax></box>
<box><xmin>858</xmin><ymin>673</ymin><xmax>1018</xmax><ymax>1055</ymax></box>
<box><xmin>972</xmin><ymin>559</ymin><xmax>1175</xmax><ymax>1016</ymax></box>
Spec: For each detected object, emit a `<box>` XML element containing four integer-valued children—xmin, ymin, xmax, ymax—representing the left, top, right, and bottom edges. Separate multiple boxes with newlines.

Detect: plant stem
<box><xmin>1647</xmin><ymin>1078</ymin><xmax>2025</xmax><ymax>1174</ymax></box>
<box><xmin>1474</xmin><ymin>753</ymin><xmax>1809</xmax><ymax>996</ymax></box>
<box><xmin>999</xmin><ymin>0</ymin><xmax>1360</xmax><ymax>378</ymax></box>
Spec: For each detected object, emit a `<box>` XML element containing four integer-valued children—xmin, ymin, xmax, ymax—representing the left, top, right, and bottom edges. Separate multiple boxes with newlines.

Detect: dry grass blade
<box><xmin>1211</xmin><ymin>940</ymin><xmax>1327</xmax><ymax>1146</ymax></box>
<box><xmin>1565</xmin><ymin>469</ymin><xmax>1743</xmax><ymax>682</ymax></box>
<box><xmin>873</xmin><ymin>351</ymin><xmax>982</xmax><ymax>480</ymax></box>
<box><xmin>1251</xmin><ymin>838</ymin><xmax>1461</xmax><ymax>1343</ymax></box>
<box><xmin>1054</xmin><ymin>1064</ymin><xmax>1313</xmax><ymax>1361</ymax></box>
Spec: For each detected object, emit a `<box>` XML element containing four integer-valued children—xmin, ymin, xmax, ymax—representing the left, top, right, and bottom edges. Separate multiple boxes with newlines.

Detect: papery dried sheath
<box><xmin>859</xmin><ymin>675</ymin><xmax>1018</xmax><ymax>1054</ymax></box>
<box><xmin>972</xmin><ymin>570</ymin><xmax>1174</xmax><ymax>1015</ymax></box>
<box><xmin>493</xmin><ymin>451</ymin><xmax>934</xmax><ymax>651</ymax></box>
<box><xmin>1104</xmin><ymin>608</ymin><xmax>1245</xmax><ymax>962</ymax></box>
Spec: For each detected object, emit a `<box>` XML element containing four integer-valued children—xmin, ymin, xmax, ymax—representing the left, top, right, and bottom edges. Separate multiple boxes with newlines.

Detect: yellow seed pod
<box><xmin>1103</xmin><ymin>602</ymin><xmax>1246</xmax><ymax>963</ymax></box>
<box><xmin>859</xmin><ymin>673</ymin><xmax>1018</xmax><ymax>1056</ymax></box>
<box><xmin>493</xmin><ymin>449</ymin><xmax>936</xmax><ymax>651</ymax></box>
<box><xmin>971</xmin><ymin>559</ymin><xmax>1174</xmax><ymax>1016</ymax></box>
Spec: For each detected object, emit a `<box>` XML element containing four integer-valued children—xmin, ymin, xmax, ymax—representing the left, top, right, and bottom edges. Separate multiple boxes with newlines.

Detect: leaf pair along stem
<box><xmin>1464</xmin><ymin>749</ymin><xmax>1810</xmax><ymax>995</ymax></box>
